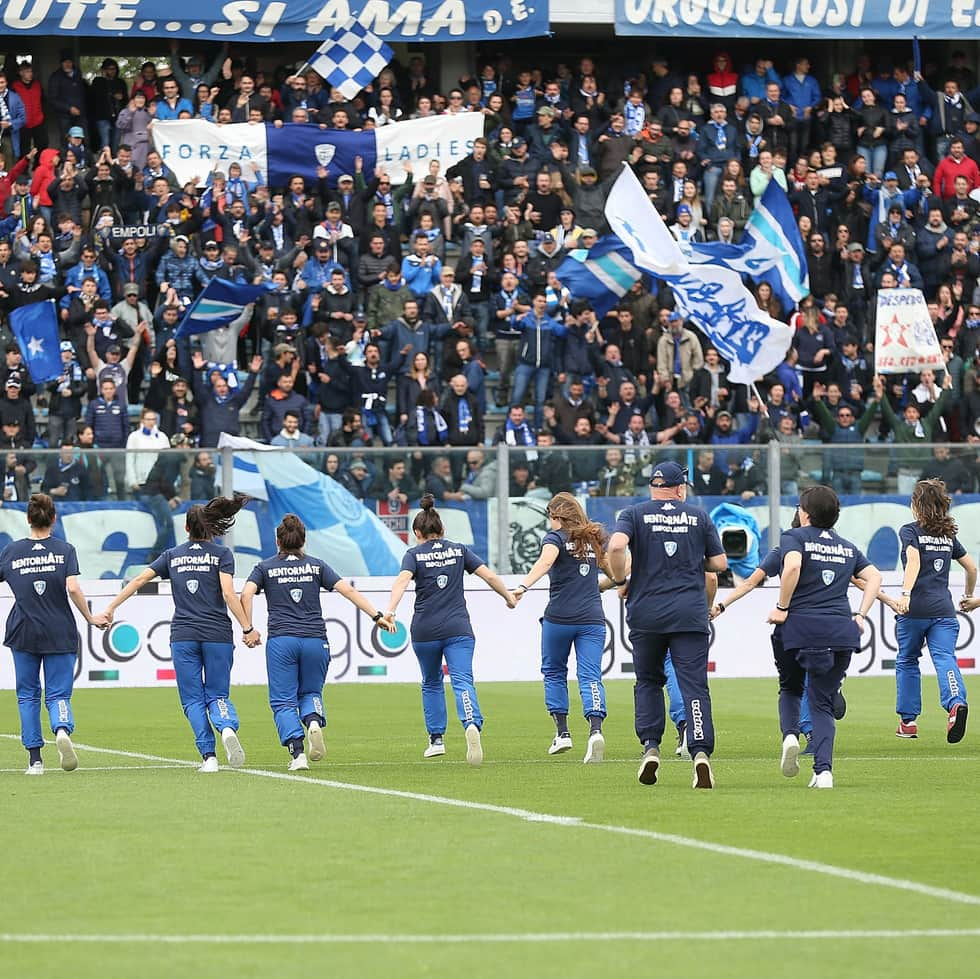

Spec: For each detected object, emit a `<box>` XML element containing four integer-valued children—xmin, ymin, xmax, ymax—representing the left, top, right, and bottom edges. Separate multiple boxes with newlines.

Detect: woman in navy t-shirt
<box><xmin>105</xmin><ymin>496</ymin><xmax>261</xmax><ymax>772</ymax></box>
<box><xmin>241</xmin><ymin>514</ymin><xmax>395</xmax><ymax>771</ymax></box>
<box><xmin>0</xmin><ymin>493</ymin><xmax>108</xmax><ymax>775</ymax></box>
<box><xmin>884</xmin><ymin>480</ymin><xmax>976</xmax><ymax>744</ymax></box>
<box><xmin>512</xmin><ymin>492</ymin><xmax>615</xmax><ymax>764</ymax></box>
<box><xmin>386</xmin><ymin>494</ymin><xmax>515</xmax><ymax>765</ymax></box>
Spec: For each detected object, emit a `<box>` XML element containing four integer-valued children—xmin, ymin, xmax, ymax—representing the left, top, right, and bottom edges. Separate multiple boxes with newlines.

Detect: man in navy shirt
<box><xmin>767</xmin><ymin>486</ymin><xmax>881</xmax><ymax>788</ymax></box>
<box><xmin>608</xmin><ymin>460</ymin><xmax>727</xmax><ymax>789</ymax></box>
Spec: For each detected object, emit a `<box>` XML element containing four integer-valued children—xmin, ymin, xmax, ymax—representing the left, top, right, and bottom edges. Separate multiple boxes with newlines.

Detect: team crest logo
<box><xmin>821</xmin><ymin>570</ymin><xmax>835</xmax><ymax>586</ymax></box>
<box><xmin>664</xmin><ymin>541</ymin><xmax>677</xmax><ymax>557</ymax></box>
<box><xmin>314</xmin><ymin>144</ymin><xmax>336</xmax><ymax>167</ymax></box>
<box><xmin>290</xmin><ymin>588</ymin><xmax>303</xmax><ymax>603</ymax></box>
<box><xmin>186</xmin><ymin>579</ymin><xmax>199</xmax><ymax>594</ymax></box>
<box><xmin>33</xmin><ymin>580</ymin><xmax>46</xmax><ymax>596</ymax></box>
<box><xmin>578</xmin><ymin>563</ymin><xmax>590</xmax><ymax>576</ymax></box>
<box><xmin>934</xmin><ymin>558</ymin><xmax>944</xmax><ymax>572</ymax></box>
<box><xmin>436</xmin><ymin>574</ymin><xmax>448</xmax><ymax>589</ymax></box>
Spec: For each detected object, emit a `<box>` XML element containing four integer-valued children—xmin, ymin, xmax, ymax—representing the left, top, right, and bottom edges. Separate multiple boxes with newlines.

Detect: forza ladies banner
<box><xmin>152</xmin><ymin>115</ymin><xmax>483</xmax><ymax>188</ymax></box>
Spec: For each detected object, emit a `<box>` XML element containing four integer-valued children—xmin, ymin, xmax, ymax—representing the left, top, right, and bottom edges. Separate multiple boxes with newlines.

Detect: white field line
<box><xmin>3</xmin><ymin>734</ymin><xmax>979</xmax><ymax>908</ymax></box>
<box><xmin>1</xmin><ymin>929</ymin><xmax>979</xmax><ymax>945</ymax></box>
<box><xmin>0</xmin><ymin>764</ymin><xmax>185</xmax><ymax>773</ymax></box>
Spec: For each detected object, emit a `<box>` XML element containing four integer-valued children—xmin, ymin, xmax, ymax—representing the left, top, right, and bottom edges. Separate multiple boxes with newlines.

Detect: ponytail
<box><xmin>412</xmin><ymin>493</ymin><xmax>444</xmax><ymax>539</ymax></box>
<box><xmin>186</xmin><ymin>494</ymin><xmax>250</xmax><ymax>541</ymax></box>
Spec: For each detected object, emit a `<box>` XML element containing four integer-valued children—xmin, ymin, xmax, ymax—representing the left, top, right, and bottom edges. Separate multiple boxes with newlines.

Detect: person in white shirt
<box><xmin>125</xmin><ymin>408</ymin><xmax>176</xmax><ymax>560</ymax></box>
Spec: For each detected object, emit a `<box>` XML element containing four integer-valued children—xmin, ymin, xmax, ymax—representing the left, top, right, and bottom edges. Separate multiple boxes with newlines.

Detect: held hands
<box><xmin>89</xmin><ymin>612</ymin><xmax>110</xmax><ymax>630</ymax></box>
<box><xmin>895</xmin><ymin>594</ymin><xmax>910</xmax><ymax>615</ymax></box>
<box><xmin>376</xmin><ymin>613</ymin><xmax>397</xmax><ymax>633</ymax></box>
<box><xmin>960</xmin><ymin>596</ymin><xmax>980</xmax><ymax>613</ymax></box>
<box><xmin>708</xmin><ymin>603</ymin><xmax>725</xmax><ymax>620</ymax></box>
<box><xmin>243</xmin><ymin>628</ymin><xmax>262</xmax><ymax>648</ymax></box>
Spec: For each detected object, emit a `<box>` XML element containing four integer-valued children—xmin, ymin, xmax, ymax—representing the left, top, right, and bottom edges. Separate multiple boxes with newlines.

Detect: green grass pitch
<box><xmin>1</xmin><ymin>677</ymin><xmax>978</xmax><ymax>979</ymax></box>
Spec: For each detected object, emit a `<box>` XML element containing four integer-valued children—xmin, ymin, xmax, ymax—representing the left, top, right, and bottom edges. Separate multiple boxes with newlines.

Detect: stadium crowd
<box><xmin>1</xmin><ymin>44</ymin><xmax>980</xmax><ymax>512</ymax></box>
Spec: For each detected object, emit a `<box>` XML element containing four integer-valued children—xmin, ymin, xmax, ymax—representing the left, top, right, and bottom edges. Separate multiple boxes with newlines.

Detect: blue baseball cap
<box><xmin>883</xmin><ymin>170</ymin><xmax>898</xmax><ymax>181</ymax></box>
<box><xmin>649</xmin><ymin>461</ymin><xmax>689</xmax><ymax>487</ymax></box>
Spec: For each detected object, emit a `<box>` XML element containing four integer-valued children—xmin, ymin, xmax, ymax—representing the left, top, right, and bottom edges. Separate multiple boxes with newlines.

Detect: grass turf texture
<box><xmin>1</xmin><ymin>677</ymin><xmax>978</xmax><ymax>979</ymax></box>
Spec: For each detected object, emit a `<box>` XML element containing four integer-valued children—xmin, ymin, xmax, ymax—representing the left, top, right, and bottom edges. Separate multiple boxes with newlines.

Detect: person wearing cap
<box><xmin>88</xmin><ymin>59</ymin><xmax>126</xmax><ymax>152</ymax></box>
<box><xmin>46</xmin><ymin>52</ymin><xmax>86</xmax><ymax>142</ymax></box>
<box><xmin>45</xmin><ymin>341</ymin><xmax>86</xmax><ymax>447</ymax></box>
<box><xmin>0</xmin><ymin>342</ymin><xmax>35</xmax><ymax>398</ymax></box>
<box><xmin>167</xmin><ymin>39</ymin><xmax>226</xmax><ymax>101</ymax></box>
<box><xmin>10</xmin><ymin>62</ymin><xmax>44</xmax><ymax>157</ymax></box>
<box><xmin>873</xmin><ymin>200</ymin><xmax>916</xmax><ymax>255</ymax></box>
<box><xmin>608</xmin><ymin>461</ymin><xmax>727</xmax><ymax>789</ymax></box>
<box><xmin>0</xmin><ymin>372</ymin><xmax>35</xmax><ymax>443</ymax></box>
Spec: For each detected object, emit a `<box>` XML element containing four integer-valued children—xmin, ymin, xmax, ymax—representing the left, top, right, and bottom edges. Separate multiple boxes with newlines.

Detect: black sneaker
<box><xmin>833</xmin><ymin>687</ymin><xmax>847</xmax><ymax>720</ymax></box>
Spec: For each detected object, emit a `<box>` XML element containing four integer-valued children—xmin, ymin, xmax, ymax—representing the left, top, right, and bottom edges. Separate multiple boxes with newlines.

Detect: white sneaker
<box><xmin>583</xmin><ymin>731</ymin><xmax>605</xmax><ymax>764</ymax></box>
<box><xmin>25</xmin><ymin>761</ymin><xmax>43</xmax><ymax>776</ymax></box>
<box><xmin>307</xmin><ymin>720</ymin><xmax>325</xmax><ymax>762</ymax></box>
<box><xmin>780</xmin><ymin>734</ymin><xmax>800</xmax><ymax>778</ymax></box>
<box><xmin>221</xmin><ymin>728</ymin><xmax>245</xmax><ymax>769</ymax></box>
<box><xmin>288</xmin><ymin>753</ymin><xmax>309</xmax><ymax>771</ymax></box>
<box><xmin>56</xmin><ymin>730</ymin><xmax>78</xmax><ymax>772</ymax></box>
<box><xmin>692</xmin><ymin>751</ymin><xmax>715</xmax><ymax>789</ymax></box>
<box><xmin>808</xmin><ymin>771</ymin><xmax>834</xmax><ymax>789</ymax></box>
<box><xmin>548</xmin><ymin>733</ymin><xmax>573</xmax><ymax>755</ymax></box>
<box><xmin>198</xmin><ymin>756</ymin><xmax>219</xmax><ymax>774</ymax></box>
<box><xmin>637</xmin><ymin>747</ymin><xmax>660</xmax><ymax>785</ymax></box>
<box><xmin>464</xmin><ymin>724</ymin><xmax>483</xmax><ymax>766</ymax></box>
<box><xmin>423</xmin><ymin>736</ymin><xmax>446</xmax><ymax>758</ymax></box>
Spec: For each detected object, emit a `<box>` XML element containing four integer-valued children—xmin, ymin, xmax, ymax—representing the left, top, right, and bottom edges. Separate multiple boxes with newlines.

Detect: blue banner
<box><xmin>555</xmin><ymin>236</ymin><xmax>643</xmax><ymax>318</ymax></box>
<box><xmin>175</xmin><ymin>277</ymin><xmax>272</xmax><ymax>338</ymax></box>
<box><xmin>5</xmin><ymin>1</ymin><xmax>549</xmax><ymax>42</ymax></box>
<box><xmin>616</xmin><ymin>0</ymin><xmax>978</xmax><ymax>39</ymax></box>
<box><xmin>265</xmin><ymin>124</ymin><xmax>376</xmax><ymax>189</ymax></box>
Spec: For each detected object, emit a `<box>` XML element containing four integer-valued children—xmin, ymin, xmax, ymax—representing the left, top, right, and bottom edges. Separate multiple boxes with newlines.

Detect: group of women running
<box><xmin>2</xmin><ymin>478</ymin><xmax>973</xmax><ymax>776</ymax></box>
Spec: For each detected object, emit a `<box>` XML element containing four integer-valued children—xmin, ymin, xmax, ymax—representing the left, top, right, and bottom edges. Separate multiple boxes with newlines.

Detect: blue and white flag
<box><xmin>605</xmin><ymin>166</ymin><xmax>793</xmax><ymax>384</ymax></box>
<box><xmin>556</xmin><ymin>236</ymin><xmax>643</xmax><ymax>317</ymax></box>
<box><xmin>218</xmin><ymin>435</ymin><xmax>406</xmax><ymax>575</ymax></box>
<box><xmin>175</xmin><ymin>278</ymin><xmax>272</xmax><ymax>339</ymax></box>
<box><xmin>689</xmin><ymin>180</ymin><xmax>809</xmax><ymax>313</ymax></box>
<box><xmin>308</xmin><ymin>20</ymin><xmax>393</xmax><ymax>101</ymax></box>
<box><xmin>154</xmin><ymin>114</ymin><xmax>483</xmax><ymax>190</ymax></box>
<box><xmin>9</xmin><ymin>300</ymin><xmax>62</xmax><ymax>383</ymax></box>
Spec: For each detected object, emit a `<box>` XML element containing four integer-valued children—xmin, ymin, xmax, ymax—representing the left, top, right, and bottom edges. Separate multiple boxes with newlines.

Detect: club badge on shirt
<box><xmin>822</xmin><ymin>570</ymin><xmax>835</xmax><ymax>586</ymax></box>
<box><xmin>187</xmin><ymin>579</ymin><xmax>199</xmax><ymax>594</ymax></box>
<box><xmin>664</xmin><ymin>541</ymin><xmax>677</xmax><ymax>556</ymax></box>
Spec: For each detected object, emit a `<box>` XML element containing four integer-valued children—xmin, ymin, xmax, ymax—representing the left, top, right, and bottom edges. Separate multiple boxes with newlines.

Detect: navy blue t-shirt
<box><xmin>779</xmin><ymin>526</ymin><xmax>870</xmax><ymax>651</ymax></box>
<box><xmin>247</xmin><ymin>554</ymin><xmax>340</xmax><ymax>639</ymax></box>
<box><xmin>401</xmin><ymin>538</ymin><xmax>484</xmax><ymax>642</ymax></box>
<box><xmin>613</xmin><ymin>499</ymin><xmax>724</xmax><ymax>634</ymax></box>
<box><xmin>542</xmin><ymin>529</ymin><xmax>604</xmax><ymax>625</ymax></box>
<box><xmin>0</xmin><ymin>536</ymin><xmax>80</xmax><ymax>654</ymax></box>
<box><xmin>899</xmin><ymin>522</ymin><xmax>966</xmax><ymax>619</ymax></box>
<box><xmin>151</xmin><ymin>540</ymin><xmax>236</xmax><ymax>643</ymax></box>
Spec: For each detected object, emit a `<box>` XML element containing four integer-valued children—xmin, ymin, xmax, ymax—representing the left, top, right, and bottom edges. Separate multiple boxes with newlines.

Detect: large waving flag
<box><xmin>307</xmin><ymin>20</ymin><xmax>394</xmax><ymax>101</ymax></box>
<box><xmin>9</xmin><ymin>300</ymin><xmax>62</xmax><ymax>383</ymax></box>
<box><xmin>604</xmin><ymin>166</ymin><xmax>793</xmax><ymax>384</ymax></box>
<box><xmin>217</xmin><ymin>435</ymin><xmax>406</xmax><ymax>575</ymax></box>
<box><xmin>555</xmin><ymin>236</ymin><xmax>643</xmax><ymax>317</ymax></box>
<box><xmin>153</xmin><ymin>114</ymin><xmax>483</xmax><ymax>190</ymax></box>
<box><xmin>689</xmin><ymin>179</ymin><xmax>809</xmax><ymax>313</ymax></box>
<box><xmin>176</xmin><ymin>278</ymin><xmax>272</xmax><ymax>339</ymax></box>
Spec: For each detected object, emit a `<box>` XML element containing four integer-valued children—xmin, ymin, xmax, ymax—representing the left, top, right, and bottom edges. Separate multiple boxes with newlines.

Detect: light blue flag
<box><xmin>218</xmin><ymin>436</ymin><xmax>406</xmax><ymax>575</ymax></box>
<box><xmin>9</xmin><ymin>299</ymin><xmax>63</xmax><ymax>383</ymax></box>
<box><xmin>175</xmin><ymin>278</ymin><xmax>272</xmax><ymax>339</ymax></box>
<box><xmin>688</xmin><ymin>179</ymin><xmax>809</xmax><ymax>313</ymax></box>
<box><xmin>604</xmin><ymin>165</ymin><xmax>793</xmax><ymax>384</ymax></box>
<box><xmin>555</xmin><ymin>236</ymin><xmax>643</xmax><ymax>317</ymax></box>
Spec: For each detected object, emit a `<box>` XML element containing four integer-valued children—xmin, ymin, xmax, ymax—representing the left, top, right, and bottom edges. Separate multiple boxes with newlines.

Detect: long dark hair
<box><xmin>547</xmin><ymin>491</ymin><xmax>606</xmax><ymax>560</ymax></box>
<box><xmin>412</xmin><ymin>493</ymin><xmax>443</xmax><ymax>539</ymax></box>
<box><xmin>912</xmin><ymin>479</ymin><xmax>957</xmax><ymax>538</ymax></box>
<box><xmin>276</xmin><ymin>513</ymin><xmax>306</xmax><ymax>555</ymax></box>
<box><xmin>185</xmin><ymin>494</ymin><xmax>249</xmax><ymax>541</ymax></box>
